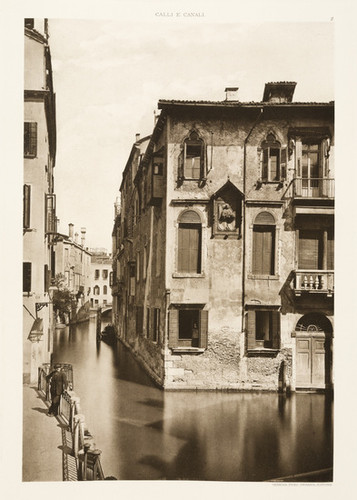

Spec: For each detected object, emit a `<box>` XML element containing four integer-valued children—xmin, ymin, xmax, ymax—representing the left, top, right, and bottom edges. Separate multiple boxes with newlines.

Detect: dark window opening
<box><xmin>247</xmin><ymin>309</ymin><xmax>280</xmax><ymax>350</ymax></box>
<box><xmin>23</xmin><ymin>184</ymin><xmax>31</xmax><ymax>229</ymax></box>
<box><xmin>24</xmin><ymin>122</ymin><xmax>37</xmax><ymax>158</ymax></box>
<box><xmin>169</xmin><ymin>307</ymin><xmax>208</xmax><ymax>349</ymax></box>
<box><xmin>153</xmin><ymin>308</ymin><xmax>160</xmax><ymax>343</ymax></box>
<box><xmin>23</xmin><ymin>262</ymin><xmax>32</xmax><ymax>293</ymax></box>
<box><xmin>25</xmin><ymin>19</ymin><xmax>34</xmax><ymax>29</ymax></box>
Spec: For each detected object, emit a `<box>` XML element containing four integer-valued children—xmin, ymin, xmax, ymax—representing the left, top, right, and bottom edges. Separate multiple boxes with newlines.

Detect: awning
<box><xmin>28</xmin><ymin>318</ymin><xmax>43</xmax><ymax>342</ymax></box>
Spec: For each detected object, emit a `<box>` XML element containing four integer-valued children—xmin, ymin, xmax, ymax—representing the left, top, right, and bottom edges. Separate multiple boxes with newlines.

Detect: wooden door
<box><xmin>296</xmin><ymin>334</ymin><xmax>326</xmax><ymax>389</ymax></box>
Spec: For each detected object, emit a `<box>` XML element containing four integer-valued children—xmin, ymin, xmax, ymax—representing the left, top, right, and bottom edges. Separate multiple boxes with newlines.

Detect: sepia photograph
<box><xmin>2</xmin><ymin>0</ymin><xmax>357</xmax><ymax>496</ymax></box>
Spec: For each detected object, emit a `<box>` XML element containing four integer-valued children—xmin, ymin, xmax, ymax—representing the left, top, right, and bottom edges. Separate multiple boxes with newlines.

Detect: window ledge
<box><xmin>172</xmin><ymin>272</ymin><xmax>205</xmax><ymax>278</ymax></box>
<box><xmin>248</xmin><ymin>274</ymin><xmax>280</xmax><ymax>281</ymax></box>
<box><xmin>171</xmin><ymin>347</ymin><xmax>205</xmax><ymax>354</ymax></box>
<box><xmin>247</xmin><ymin>348</ymin><xmax>279</xmax><ymax>357</ymax></box>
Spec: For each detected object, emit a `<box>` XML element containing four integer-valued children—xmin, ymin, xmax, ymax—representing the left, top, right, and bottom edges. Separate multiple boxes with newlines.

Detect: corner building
<box><xmin>112</xmin><ymin>83</ymin><xmax>334</xmax><ymax>391</ymax></box>
<box><xmin>23</xmin><ymin>19</ymin><xmax>57</xmax><ymax>383</ymax></box>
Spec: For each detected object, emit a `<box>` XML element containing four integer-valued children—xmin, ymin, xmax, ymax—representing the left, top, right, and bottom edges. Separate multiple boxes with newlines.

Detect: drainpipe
<box><xmin>241</xmin><ymin>108</ymin><xmax>264</xmax><ymax>334</ymax></box>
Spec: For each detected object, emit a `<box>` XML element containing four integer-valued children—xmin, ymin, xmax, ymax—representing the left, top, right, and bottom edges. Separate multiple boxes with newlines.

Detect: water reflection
<box><xmin>52</xmin><ymin>320</ymin><xmax>333</xmax><ymax>481</ymax></box>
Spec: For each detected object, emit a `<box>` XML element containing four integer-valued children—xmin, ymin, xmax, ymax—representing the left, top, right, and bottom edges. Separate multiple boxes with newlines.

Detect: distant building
<box><xmin>23</xmin><ymin>19</ymin><xmax>57</xmax><ymax>383</ymax></box>
<box><xmin>112</xmin><ymin>83</ymin><xmax>334</xmax><ymax>391</ymax></box>
<box><xmin>54</xmin><ymin>224</ymin><xmax>92</xmax><ymax>307</ymax></box>
<box><xmin>88</xmin><ymin>250</ymin><xmax>113</xmax><ymax>309</ymax></box>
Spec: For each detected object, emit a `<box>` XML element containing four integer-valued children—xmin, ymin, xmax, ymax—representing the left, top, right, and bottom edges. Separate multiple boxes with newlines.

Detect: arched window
<box><xmin>103</xmin><ymin>285</ymin><xmax>107</xmax><ymax>295</ymax></box>
<box><xmin>177</xmin><ymin>210</ymin><xmax>202</xmax><ymax>273</ymax></box>
<box><xmin>260</xmin><ymin>133</ymin><xmax>287</xmax><ymax>182</ymax></box>
<box><xmin>252</xmin><ymin>212</ymin><xmax>276</xmax><ymax>275</ymax></box>
<box><xmin>179</xmin><ymin>131</ymin><xmax>205</xmax><ymax>182</ymax></box>
<box><xmin>93</xmin><ymin>285</ymin><xmax>100</xmax><ymax>296</ymax></box>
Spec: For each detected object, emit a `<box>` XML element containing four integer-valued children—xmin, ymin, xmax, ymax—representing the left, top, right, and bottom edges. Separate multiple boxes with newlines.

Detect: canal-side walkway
<box><xmin>23</xmin><ymin>384</ymin><xmax>77</xmax><ymax>482</ymax></box>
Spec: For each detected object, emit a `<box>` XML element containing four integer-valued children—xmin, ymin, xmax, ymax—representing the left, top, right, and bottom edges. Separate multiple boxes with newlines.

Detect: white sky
<box><xmin>48</xmin><ymin>19</ymin><xmax>334</xmax><ymax>250</ymax></box>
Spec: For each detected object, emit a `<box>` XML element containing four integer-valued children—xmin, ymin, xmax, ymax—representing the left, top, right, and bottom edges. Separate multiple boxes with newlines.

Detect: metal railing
<box><xmin>38</xmin><ymin>363</ymin><xmax>106</xmax><ymax>480</ymax></box>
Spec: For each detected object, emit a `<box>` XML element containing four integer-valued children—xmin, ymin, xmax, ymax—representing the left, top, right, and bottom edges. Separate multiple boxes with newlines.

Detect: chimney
<box><xmin>135</xmin><ymin>133</ymin><xmax>140</xmax><ymax>143</ymax></box>
<box><xmin>75</xmin><ymin>232</ymin><xmax>79</xmax><ymax>244</ymax></box>
<box><xmin>68</xmin><ymin>223</ymin><xmax>74</xmax><ymax>239</ymax></box>
<box><xmin>81</xmin><ymin>227</ymin><xmax>86</xmax><ymax>247</ymax></box>
<box><xmin>225</xmin><ymin>87</ymin><xmax>239</xmax><ymax>101</ymax></box>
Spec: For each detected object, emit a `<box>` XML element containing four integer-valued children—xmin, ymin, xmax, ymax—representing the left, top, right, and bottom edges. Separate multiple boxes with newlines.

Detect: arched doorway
<box><xmin>295</xmin><ymin>313</ymin><xmax>333</xmax><ymax>389</ymax></box>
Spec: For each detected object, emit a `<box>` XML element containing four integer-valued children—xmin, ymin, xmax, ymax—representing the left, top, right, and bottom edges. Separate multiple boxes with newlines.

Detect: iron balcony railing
<box><xmin>293</xmin><ymin>270</ymin><xmax>334</xmax><ymax>296</ymax></box>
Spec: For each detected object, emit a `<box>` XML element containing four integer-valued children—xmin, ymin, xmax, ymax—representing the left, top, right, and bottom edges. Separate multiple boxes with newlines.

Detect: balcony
<box><xmin>292</xmin><ymin>178</ymin><xmax>334</xmax><ymax>199</ymax></box>
<box><xmin>284</xmin><ymin>178</ymin><xmax>334</xmax><ymax>215</ymax></box>
<box><xmin>293</xmin><ymin>270</ymin><xmax>334</xmax><ymax>297</ymax></box>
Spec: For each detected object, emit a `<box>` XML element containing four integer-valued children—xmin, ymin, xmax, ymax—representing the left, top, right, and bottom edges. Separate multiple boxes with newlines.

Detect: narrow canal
<box><xmin>52</xmin><ymin>319</ymin><xmax>333</xmax><ymax>481</ymax></box>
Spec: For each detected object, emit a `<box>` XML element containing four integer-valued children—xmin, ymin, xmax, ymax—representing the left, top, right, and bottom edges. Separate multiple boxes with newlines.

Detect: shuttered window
<box><xmin>23</xmin><ymin>262</ymin><xmax>32</xmax><ymax>293</ymax></box>
<box><xmin>23</xmin><ymin>184</ymin><xmax>31</xmax><ymax>229</ymax></box>
<box><xmin>24</xmin><ymin>122</ymin><xmax>37</xmax><ymax>158</ymax></box>
<box><xmin>298</xmin><ymin>230</ymin><xmax>322</xmax><ymax>269</ymax></box>
<box><xmin>252</xmin><ymin>212</ymin><xmax>276</xmax><ymax>276</ymax></box>
<box><xmin>178</xmin><ymin>210</ymin><xmax>202</xmax><ymax>274</ymax></box>
<box><xmin>169</xmin><ymin>308</ymin><xmax>208</xmax><ymax>349</ymax></box>
<box><xmin>252</xmin><ymin>226</ymin><xmax>275</xmax><ymax>275</ymax></box>
<box><xmin>247</xmin><ymin>309</ymin><xmax>280</xmax><ymax>350</ymax></box>
<box><xmin>45</xmin><ymin>194</ymin><xmax>56</xmax><ymax>234</ymax></box>
<box><xmin>327</xmin><ymin>228</ymin><xmax>334</xmax><ymax>270</ymax></box>
<box><xmin>178</xmin><ymin>224</ymin><xmax>201</xmax><ymax>273</ymax></box>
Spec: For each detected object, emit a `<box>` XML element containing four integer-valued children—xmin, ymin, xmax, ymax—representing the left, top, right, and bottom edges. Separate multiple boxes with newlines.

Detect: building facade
<box><xmin>89</xmin><ymin>250</ymin><xmax>113</xmax><ymax>309</ymax></box>
<box><xmin>112</xmin><ymin>83</ymin><xmax>334</xmax><ymax>391</ymax></box>
<box><xmin>23</xmin><ymin>19</ymin><xmax>57</xmax><ymax>383</ymax></box>
<box><xmin>54</xmin><ymin>224</ymin><xmax>92</xmax><ymax>308</ymax></box>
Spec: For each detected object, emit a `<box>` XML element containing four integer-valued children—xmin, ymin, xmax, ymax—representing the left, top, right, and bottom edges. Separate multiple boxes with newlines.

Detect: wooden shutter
<box><xmin>199</xmin><ymin>309</ymin><xmax>208</xmax><ymax>348</ymax></box>
<box><xmin>262</xmin><ymin>148</ymin><xmax>269</xmax><ymax>180</ymax></box>
<box><xmin>23</xmin><ymin>184</ymin><xmax>31</xmax><ymax>228</ymax></box>
<box><xmin>178</xmin><ymin>149</ymin><xmax>184</xmax><ymax>180</ymax></box>
<box><xmin>253</xmin><ymin>227</ymin><xmax>274</xmax><ymax>275</ymax></box>
<box><xmin>298</xmin><ymin>230</ymin><xmax>321</xmax><ymax>269</ymax></box>
<box><xmin>168</xmin><ymin>309</ymin><xmax>179</xmax><ymax>348</ymax></box>
<box><xmin>178</xmin><ymin>225</ymin><xmax>200</xmax><ymax>273</ymax></box>
<box><xmin>200</xmin><ymin>141</ymin><xmax>206</xmax><ymax>179</ymax></box>
<box><xmin>45</xmin><ymin>194</ymin><xmax>56</xmax><ymax>233</ymax></box>
<box><xmin>23</xmin><ymin>262</ymin><xmax>32</xmax><ymax>293</ymax></box>
<box><xmin>295</xmin><ymin>139</ymin><xmax>302</xmax><ymax>177</ymax></box>
<box><xmin>327</xmin><ymin>228</ymin><xmax>334</xmax><ymax>269</ymax></box>
<box><xmin>246</xmin><ymin>310</ymin><xmax>256</xmax><ymax>350</ymax></box>
<box><xmin>271</xmin><ymin>311</ymin><xmax>280</xmax><ymax>349</ymax></box>
<box><xmin>280</xmin><ymin>148</ymin><xmax>287</xmax><ymax>180</ymax></box>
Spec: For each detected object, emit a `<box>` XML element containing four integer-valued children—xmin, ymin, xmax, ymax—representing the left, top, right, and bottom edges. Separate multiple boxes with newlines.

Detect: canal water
<box><xmin>52</xmin><ymin>319</ymin><xmax>333</xmax><ymax>481</ymax></box>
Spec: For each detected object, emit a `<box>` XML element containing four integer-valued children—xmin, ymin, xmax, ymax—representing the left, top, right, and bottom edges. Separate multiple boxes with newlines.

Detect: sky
<box><xmin>48</xmin><ymin>18</ymin><xmax>334</xmax><ymax>251</ymax></box>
